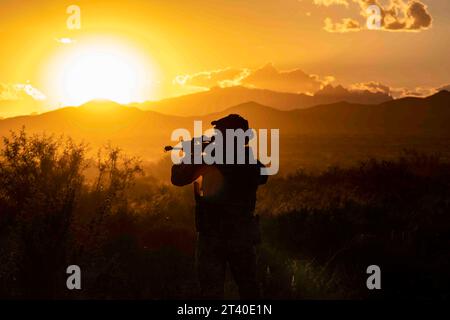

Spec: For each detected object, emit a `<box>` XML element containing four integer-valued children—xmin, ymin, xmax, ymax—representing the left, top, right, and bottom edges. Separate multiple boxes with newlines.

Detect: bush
<box><xmin>0</xmin><ymin>130</ymin><xmax>449</xmax><ymax>299</ymax></box>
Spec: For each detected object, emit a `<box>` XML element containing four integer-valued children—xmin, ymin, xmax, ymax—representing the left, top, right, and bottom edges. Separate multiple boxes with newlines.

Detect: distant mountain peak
<box><xmin>432</xmin><ymin>89</ymin><xmax>450</xmax><ymax>97</ymax></box>
<box><xmin>253</xmin><ymin>62</ymin><xmax>278</xmax><ymax>76</ymax></box>
<box><xmin>79</xmin><ymin>99</ymin><xmax>126</xmax><ymax>112</ymax></box>
<box><xmin>316</xmin><ymin>84</ymin><xmax>349</xmax><ymax>96</ymax></box>
<box><xmin>81</xmin><ymin>99</ymin><xmax>120</xmax><ymax>106</ymax></box>
<box><xmin>262</xmin><ymin>62</ymin><xmax>275</xmax><ymax>69</ymax></box>
<box><xmin>230</xmin><ymin>100</ymin><xmax>269</xmax><ymax>108</ymax></box>
<box><xmin>426</xmin><ymin>89</ymin><xmax>450</xmax><ymax>104</ymax></box>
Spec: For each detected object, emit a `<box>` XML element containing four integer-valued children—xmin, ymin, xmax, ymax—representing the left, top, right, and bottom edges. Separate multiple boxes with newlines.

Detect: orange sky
<box><xmin>0</xmin><ymin>0</ymin><xmax>449</xmax><ymax>114</ymax></box>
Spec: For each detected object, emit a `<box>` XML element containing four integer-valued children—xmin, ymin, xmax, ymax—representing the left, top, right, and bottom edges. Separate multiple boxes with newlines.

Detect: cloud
<box><xmin>55</xmin><ymin>37</ymin><xmax>77</xmax><ymax>44</ymax></box>
<box><xmin>174</xmin><ymin>63</ymin><xmax>335</xmax><ymax>94</ymax></box>
<box><xmin>348</xmin><ymin>81</ymin><xmax>391</xmax><ymax>95</ymax></box>
<box><xmin>173</xmin><ymin>66</ymin><xmax>446</xmax><ymax>100</ymax></box>
<box><xmin>348</xmin><ymin>82</ymin><xmax>450</xmax><ymax>99</ymax></box>
<box><xmin>313</xmin><ymin>0</ymin><xmax>349</xmax><ymax>7</ymax></box>
<box><xmin>315</xmin><ymin>81</ymin><xmax>449</xmax><ymax>102</ymax></box>
<box><xmin>317</xmin><ymin>0</ymin><xmax>433</xmax><ymax>32</ymax></box>
<box><xmin>323</xmin><ymin>17</ymin><xmax>361</xmax><ymax>33</ymax></box>
<box><xmin>383</xmin><ymin>84</ymin><xmax>449</xmax><ymax>98</ymax></box>
<box><xmin>0</xmin><ymin>83</ymin><xmax>46</xmax><ymax>101</ymax></box>
<box><xmin>173</xmin><ymin>68</ymin><xmax>249</xmax><ymax>90</ymax></box>
<box><xmin>368</xmin><ymin>0</ymin><xmax>433</xmax><ymax>31</ymax></box>
<box><xmin>240</xmin><ymin>63</ymin><xmax>335</xmax><ymax>94</ymax></box>
<box><xmin>318</xmin><ymin>83</ymin><xmax>390</xmax><ymax>97</ymax></box>
<box><xmin>315</xmin><ymin>83</ymin><xmax>393</xmax><ymax>104</ymax></box>
<box><xmin>0</xmin><ymin>83</ymin><xmax>47</xmax><ymax>118</ymax></box>
<box><xmin>389</xmin><ymin>86</ymin><xmax>438</xmax><ymax>99</ymax></box>
<box><xmin>407</xmin><ymin>1</ymin><xmax>432</xmax><ymax>29</ymax></box>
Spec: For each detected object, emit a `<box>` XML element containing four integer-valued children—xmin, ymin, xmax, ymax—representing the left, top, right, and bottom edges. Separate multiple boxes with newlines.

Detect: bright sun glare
<box><xmin>47</xmin><ymin>39</ymin><xmax>155</xmax><ymax>106</ymax></box>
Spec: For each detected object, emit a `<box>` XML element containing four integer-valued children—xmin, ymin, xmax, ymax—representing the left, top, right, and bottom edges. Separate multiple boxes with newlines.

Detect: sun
<box><xmin>46</xmin><ymin>38</ymin><xmax>156</xmax><ymax>106</ymax></box>
<box><xmin>63</xmin><ymin>49</ymin><xmax>139</xmax><ymax>104</ymax></box>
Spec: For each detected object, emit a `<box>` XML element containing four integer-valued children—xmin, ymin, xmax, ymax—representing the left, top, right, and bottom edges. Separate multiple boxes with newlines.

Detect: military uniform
<box><xmin>171</xmin><ymin>115</ymin><xmax>267</xmax><ymax>299</ymax></box>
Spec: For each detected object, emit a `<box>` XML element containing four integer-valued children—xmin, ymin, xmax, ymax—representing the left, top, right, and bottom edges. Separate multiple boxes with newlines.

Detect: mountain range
<box><xmin>133</xmin><ymin>85</ymin><xmax>393</xmax><ymax>116</ymax></box>
<box><xmin>0</xmin><ymin>90</ymin><xmax>448</xmax><ymax>161</ymax></box>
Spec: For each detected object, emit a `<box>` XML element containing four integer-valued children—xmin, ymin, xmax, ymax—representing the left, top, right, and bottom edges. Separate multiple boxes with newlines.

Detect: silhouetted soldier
<box><xmin>171</xmin><ymin>114</ymin><xmax>267</xmax><ymax>299</ymax></box>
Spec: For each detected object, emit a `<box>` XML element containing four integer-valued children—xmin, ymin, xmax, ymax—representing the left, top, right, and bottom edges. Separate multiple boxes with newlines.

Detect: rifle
<box><xmin>164</xmin><ymin>135</ymin><xmax>212</xmax><ymax>153</ymax></box>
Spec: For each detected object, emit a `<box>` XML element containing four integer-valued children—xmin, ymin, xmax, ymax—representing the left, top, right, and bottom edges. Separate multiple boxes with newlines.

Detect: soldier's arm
<box><xmin>171</xmin><ymin>163</ymin><xmax>204</xmax><ymax>186</ymax></box>
<box><xmin>257</xmin><ymin>160</ymin><xmax>269</xmax><ymax>185</ymax></box>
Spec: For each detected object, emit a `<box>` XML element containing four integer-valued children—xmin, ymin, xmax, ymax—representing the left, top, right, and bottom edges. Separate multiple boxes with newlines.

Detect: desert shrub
<box><xmin>257</xmin><ymin>150</ymin><xmax>450</xmax><ymax>299</ymax></box>
<box><xmin>0</xmin><ymin>129</ymin><xmax>86</xmax><ymax>298</ymax></box>
<box><xmin>1</xmin><ymin>130</ymin><xmax>449</xmax><ymax>299</ymax></box>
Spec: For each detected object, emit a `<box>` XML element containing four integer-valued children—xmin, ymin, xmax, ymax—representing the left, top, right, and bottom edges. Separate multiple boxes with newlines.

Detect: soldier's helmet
<box><xmin>211</xmin><ymin>114</ymin><xmax>253</xmax><ymax>145</ymax></box>
<box><xmin>211</xmin><ymin>114</ymin><xmax>249</xmax><ymax>131</ymax></box>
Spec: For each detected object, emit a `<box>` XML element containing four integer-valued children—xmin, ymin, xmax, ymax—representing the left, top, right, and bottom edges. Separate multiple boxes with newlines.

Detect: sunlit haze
<box><xmin>0</xmin><ymin>0</ymin><xmax>448</xmax><ymax>117</ymax></box>
<box><xmin>45</xmin><ymin>38</ymin><xmax>156</xmax><ymax>105</ymax></box>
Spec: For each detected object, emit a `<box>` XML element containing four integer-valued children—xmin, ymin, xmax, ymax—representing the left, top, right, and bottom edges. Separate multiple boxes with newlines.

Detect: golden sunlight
<box><xmin>46</xmin><ymin>38</ymin><xmax>156</xmax><ymax>106</ymax></box>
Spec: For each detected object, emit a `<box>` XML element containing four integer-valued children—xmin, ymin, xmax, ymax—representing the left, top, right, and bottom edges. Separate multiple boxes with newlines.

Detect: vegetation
<box><xmin>0</xmin><ymin>129</ymin><xmax>449</xmax><ymax>299</ymax></box>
